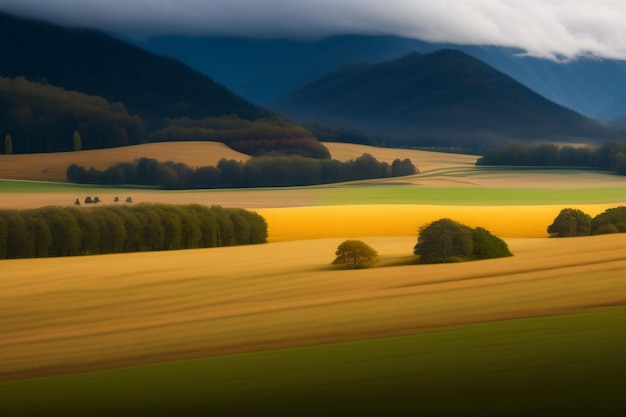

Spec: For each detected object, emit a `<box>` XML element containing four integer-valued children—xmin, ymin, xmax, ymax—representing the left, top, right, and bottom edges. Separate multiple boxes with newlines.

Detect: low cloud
<box><xmin>2</xmin><ymin>0</ymin><xmax>626</xmax><ymax>60</ymax></box>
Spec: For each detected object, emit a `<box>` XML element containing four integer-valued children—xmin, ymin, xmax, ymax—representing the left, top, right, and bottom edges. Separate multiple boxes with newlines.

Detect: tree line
<box><xmin>547</xmin><ymin>206</ymin><xmax>626</xmax><ymax>237</ymax></box>
<box><xmin>0</xmin><ymin>204</ymin><xmax>267</xmax><ymax>259</ymax></box>
<box><xmin>476</xmin><ymin>141</ymin><xmax>626</xmax><ymax>175</ymax></box>
<box><xmin>66</xmin><ymin>153</ymin><xmax>418</xmax><ymax>189</ymax></box>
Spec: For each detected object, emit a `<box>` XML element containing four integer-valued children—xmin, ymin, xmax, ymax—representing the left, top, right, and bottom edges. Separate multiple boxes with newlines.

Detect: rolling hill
<box><xmin>272</xmin><ymin>50</ymin><xmax>621</xmax><ymax>150</ymax></box>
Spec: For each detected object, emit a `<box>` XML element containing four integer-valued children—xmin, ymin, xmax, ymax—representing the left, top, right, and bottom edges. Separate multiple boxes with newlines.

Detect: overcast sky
<box><xmin>2</xmin><ymin>0</ymin><xmax>626</xmax><ymax>61</ymax></box>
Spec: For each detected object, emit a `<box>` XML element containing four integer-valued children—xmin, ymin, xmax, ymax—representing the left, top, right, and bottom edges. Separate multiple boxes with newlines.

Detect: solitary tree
<box><xmin>547</xmin><ymin>208</ymin><xmax>592</xmax><ymax>237</ymax></box>
<box><xmin>332</xmin><ymin>240</ymin><xmax>378</xmax><ymax>269</ymax></box>
<box><xmin>73</xmin><ymin>131</ymin><xmax>82</xmax><ymax>151</ymax></box>
<box><xmin>4</xmin><ymin>134</ymin><xmax>12</xmax><ymax>154</ymax></box>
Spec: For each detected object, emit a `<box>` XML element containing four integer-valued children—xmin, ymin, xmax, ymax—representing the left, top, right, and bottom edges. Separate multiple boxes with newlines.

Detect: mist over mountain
<box><xmin>271</xmin><ymin>50</ymin><xmax>620</xmax><ymax>150</ymax></box>
<box><xmin>134</xmin><ymin>34</ymin><xmax>626</xmax><ymax>121</ymax></box>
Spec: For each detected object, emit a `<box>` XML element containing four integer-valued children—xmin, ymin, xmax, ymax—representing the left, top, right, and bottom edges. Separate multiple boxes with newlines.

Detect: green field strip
<box><xmin>3</xmin><ymin>178</ymin><xmax>626</xmax><ymax>206</ymax></box>
<box><xmin>2</xmin><ymin>305</ymin><xmax>625</xmax><ymax>416</ymax></box>
<box><xmin>0</xmin><ymin>179</ymin><xmax>138</xmax><ymax>193</ymax></box>
<box><xmin>318</xmin><ymin>185</ymin><xmax>626</xmax><ymax>205</ymax></box>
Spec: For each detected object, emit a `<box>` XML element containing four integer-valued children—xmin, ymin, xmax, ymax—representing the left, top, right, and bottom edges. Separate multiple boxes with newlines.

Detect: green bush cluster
<box><xmin>331</xmin><ymin>220</ymin><xmax>511</xmax><ymax>269</ymax></box>
<box><xmin>0</xmin><ymin>204</ymin><xmax>267</xmax><ymax>259</ymax></box>
<box><xmin>414</xmin><ymin>218</ymin><xmax>512</xmax><ymax>263</ymax></box>
<box><xmin>548</xmin><ymin>206</ymin><xmax>626</xmax><ymax>237</ymax></box>
<box><xmin>67</xmin><ymin>153</ymin><xmax>417</xmax><ymax>189</ymax></box>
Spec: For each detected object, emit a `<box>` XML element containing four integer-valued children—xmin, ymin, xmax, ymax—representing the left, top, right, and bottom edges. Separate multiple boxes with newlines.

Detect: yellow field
<box><xmin>2</xmin><ymin>141</ymin><xmax>626</xmax><ymax>382</ymax></box>
<box><xmin>256</xmin><ymin>203</ymin><xmax>620</xmax><ymax>240</ymax></box>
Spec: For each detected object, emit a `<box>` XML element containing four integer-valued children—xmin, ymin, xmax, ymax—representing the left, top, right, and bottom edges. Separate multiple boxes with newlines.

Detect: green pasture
<box><xmin>3</xmin><ymin>305</ymin><xmax>625</xmax><ymax>417</ymax></box>
<box><xmin>2</xmin><ymin>168</ymin><xmax>626</xmax><ymax>206</ymax></box>
<box><xmin>319</xmin><ymin>185</ymin><xmax>626</xmax><ymax>205</ymax></box>
<box><xmin>0</xmin><ymin>179</ymin><xmax>124</xmax><ymax>193</ymax></box>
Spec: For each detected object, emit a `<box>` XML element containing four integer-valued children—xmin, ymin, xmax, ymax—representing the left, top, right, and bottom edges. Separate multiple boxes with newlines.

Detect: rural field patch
<box><xmin>2</xmin><ymin>305</ymin><xmax>625</xmax><ymax>416</ymax></box>
<box><xmin>2</xmin><ymin>142</ymin><xmax>626</xmax><ymax>414</ymax></box>
<box><xmin>2</xmin><ymin>234</ymin><xmax>626</xmax><ymax>382</ymax></box>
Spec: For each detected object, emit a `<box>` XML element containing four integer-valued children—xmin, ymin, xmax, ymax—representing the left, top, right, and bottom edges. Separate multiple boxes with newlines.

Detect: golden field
<box><xmin>2</xmin><ymin>234</ymin><xmax>626</xmax><ymax>381</ymax></box>
<box><xmin>2</xmin><ymin>141</ymin><xmax>626</xmax><ymax>382</ymax></box>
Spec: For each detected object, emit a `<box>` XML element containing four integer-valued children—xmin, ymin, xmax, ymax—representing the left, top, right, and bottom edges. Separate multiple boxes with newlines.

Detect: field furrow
<box><xmin>2</xmin><ymin>235</ymin><xmax>625</xmax><ymax>381</ymax></box>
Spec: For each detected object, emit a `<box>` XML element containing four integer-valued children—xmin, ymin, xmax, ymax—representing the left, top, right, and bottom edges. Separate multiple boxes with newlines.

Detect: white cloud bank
<box><xmin>2</xmin><ymin>0</ymin><xmax>626</xmax><ymax>60</ymax></box>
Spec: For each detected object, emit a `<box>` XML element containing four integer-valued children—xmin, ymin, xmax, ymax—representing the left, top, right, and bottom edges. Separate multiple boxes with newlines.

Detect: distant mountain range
<box><xmin>1</xmin><ymin>11</ymin><xmax>624</xmax><ymax>156</ymax></box>
<box><xmin>133</xmin><ymin>34</ymin><xmax>626</xmax><ymax>122</ymax></box>
<box><xmin>271</xmin><ymin>50</ymin><xmax>620</xmax><ymax>150</ymax></box>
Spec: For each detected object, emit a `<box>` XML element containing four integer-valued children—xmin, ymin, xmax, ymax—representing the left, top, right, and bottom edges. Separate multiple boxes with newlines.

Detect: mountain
<box><xmin>131</xmin><ymin>35</ymin><xmax>439</xmax><ymax>106</ymax></box>
<box><xmin>0</xmin><ymin>12</ymin><xmax>267</xmax><ymax>125</ymax></box>
<box><xmin>132</xmin><ymin>34</ymin><xmax>626</xmax><ymax>121</ymax></box>
<box><xmin>0</xmin><ymin>12</ymin><xmax>328</xmax><ymax>158</ymax></box>
<box><xmin>271</xmin><ymin>50</ymin><xmax>621</xmax><ymax>150</ymax></box>
<box><xmin>127</xmin><ymin>35</ymin><xmax>434</xmax><ymax>104</ymax></box>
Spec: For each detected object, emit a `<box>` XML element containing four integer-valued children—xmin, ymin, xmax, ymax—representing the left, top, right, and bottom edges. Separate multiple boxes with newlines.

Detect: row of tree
<box><xmin>547</xmin><ymin>206</ymin><xmax>626</xmax><ymax>237</ymax></box>
<box><xmin>476</xmin><ymin>141</ymin><xmax>626</xmax><ymax>175</ymax></box>
<box><xmin>66</xmin><ymin>154</ymin><xmax>418</xmax><ymax>189</ymax></box>
<box><xmin>0</xmin><ymin>204</ymin><xmax>267</xmax><ymax>259</ymax></box>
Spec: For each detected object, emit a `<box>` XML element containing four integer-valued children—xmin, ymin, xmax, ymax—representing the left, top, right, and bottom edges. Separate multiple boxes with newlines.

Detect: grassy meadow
<box><xmin>2</xmin><ymin>141</ymin><xmax>626</xmax><ymax>415</ymax></box>
<box><xmin>3</xmin><ymin>305</ymin><xmax>625</xmax><ymax>416</ymax></box>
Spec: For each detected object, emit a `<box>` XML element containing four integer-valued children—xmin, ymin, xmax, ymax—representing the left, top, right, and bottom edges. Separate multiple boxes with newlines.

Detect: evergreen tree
<box><xmin>4</xmin><ymin>134</ymin><xmax>12</xmax><ymax>154</ymax></box>
<box><xmin>73</xmin><ymin>131</ymin><xmax>82</xmax><ymax>151</ymax></box>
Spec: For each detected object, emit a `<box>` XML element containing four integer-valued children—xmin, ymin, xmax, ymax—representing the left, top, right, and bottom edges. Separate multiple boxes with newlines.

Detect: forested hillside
<box><xmin>0</xmin><ymin>12</ymin><xmax>328</xmax><ymax>157</ymax></box>
<box><xmin>0</xmin><ymin>12</ymin><xmax>265</xmax><ymax>124</ymax></box>
<box><xmin>0</xmin><ymin>76</ymin><xmax>144</xmax><ymax>153</ymax></box>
